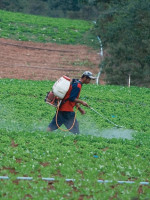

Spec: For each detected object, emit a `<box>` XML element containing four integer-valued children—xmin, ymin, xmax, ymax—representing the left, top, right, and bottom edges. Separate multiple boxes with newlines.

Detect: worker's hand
<box><xmin>78</xmin><ymin>107</ymin><xmax>86</xmax><ymax>115</ymax></box>
<box><xmin>82</xmin><ymin>101</ymin><xmax>89</xmax><ymax>107</ymax></box>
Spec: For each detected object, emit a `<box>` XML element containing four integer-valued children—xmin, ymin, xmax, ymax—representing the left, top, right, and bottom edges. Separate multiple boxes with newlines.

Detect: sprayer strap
<box><xmin>60</xmin><ymin>98</ymin><xmax>69</xmax><ymax>106</ymax></box>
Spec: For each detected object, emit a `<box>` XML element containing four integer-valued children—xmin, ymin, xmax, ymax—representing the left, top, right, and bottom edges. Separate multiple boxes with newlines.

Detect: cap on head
<box><xmin>82</xmin><ymin>71</ymin><xmax>96</xmax><ymax>80</ymax></box>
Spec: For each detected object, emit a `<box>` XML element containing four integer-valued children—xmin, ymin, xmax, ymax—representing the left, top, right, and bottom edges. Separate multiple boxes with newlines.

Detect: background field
<box><xmin>0</xmin><ymin>79</ymin><xmax>150</xmax><ymax>199</ymax></box>
<box><xmin>0</xmin><ymin>10</ymin><xmax>101</xmax><ymax>83</ymax></box>
<box><xmin>0</xmin><ymin>9</ymin><xmax>97</xmax><ymax>47</ymax></box>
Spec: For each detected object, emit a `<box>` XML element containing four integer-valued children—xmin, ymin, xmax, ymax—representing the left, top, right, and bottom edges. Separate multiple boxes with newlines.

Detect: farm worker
<box><xmin>47</xmin><ymin>71</ymin><xmax>96</xmax><ymax>134</ymax></box>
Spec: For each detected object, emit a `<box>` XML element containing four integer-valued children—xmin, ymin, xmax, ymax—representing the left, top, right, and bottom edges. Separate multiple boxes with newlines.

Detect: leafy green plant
<box><xmin>0</xmin><ymin>79</ymin><xmax>150</xmax><ymax>199</ymax></box>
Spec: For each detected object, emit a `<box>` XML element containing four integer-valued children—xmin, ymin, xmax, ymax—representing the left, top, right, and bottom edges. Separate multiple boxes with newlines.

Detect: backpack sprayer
<box><xmin>45</xmin><ymin>76</ymin><xmax>78</xmax><ymax>131</ymax></box>
<box><xmin>45</xmin><ymin>75</ymin><xmax>71</xmax><ymax>108</ymax></box>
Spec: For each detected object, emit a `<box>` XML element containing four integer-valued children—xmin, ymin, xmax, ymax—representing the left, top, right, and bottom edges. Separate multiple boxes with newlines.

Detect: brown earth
<box><xmin>0</xmin><ymin>38</ymin><xmax>105</xmax><ymax>83</ymax></box>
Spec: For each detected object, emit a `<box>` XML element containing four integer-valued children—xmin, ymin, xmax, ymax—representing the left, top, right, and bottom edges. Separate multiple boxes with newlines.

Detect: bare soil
<box><xmin>0</xmin><ymin>38</ymin><xmax>105</xmax><ymax>83</ymax></box>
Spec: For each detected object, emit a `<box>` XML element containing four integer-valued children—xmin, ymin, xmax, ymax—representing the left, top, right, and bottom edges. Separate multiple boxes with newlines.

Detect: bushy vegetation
<box><xmin>0</xmin><ymin>0</ymin><xmax>98</xmax><ymax>19</ymax></box>
<box><xmin>94</xmin><ymin>0</ymin><xmax>150</xmax><ymax>87</ymax></box>
<box><xmin>0</xmin><ymin>79</ymin><xmax>150</xmax><ymax>199</ymax></box>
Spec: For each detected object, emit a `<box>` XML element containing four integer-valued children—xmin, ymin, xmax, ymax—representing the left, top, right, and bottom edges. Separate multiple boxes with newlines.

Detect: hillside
<box><xmin>0</xmin><ymin>10</ymin><xmax>102</xmax><ymax>82</ymax></box>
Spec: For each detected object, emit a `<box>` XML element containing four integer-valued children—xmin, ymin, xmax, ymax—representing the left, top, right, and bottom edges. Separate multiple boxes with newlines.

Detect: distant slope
<box><xmin>0</xmin><ymin>10</ymin><xmax>98</xmax><ymax>48</ymax></box>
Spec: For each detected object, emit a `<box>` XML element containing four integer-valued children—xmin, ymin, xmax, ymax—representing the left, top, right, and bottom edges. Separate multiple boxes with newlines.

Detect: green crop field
<box><xmin>0</xmin><ymin>79</ymin><xmax>150</xmax><ymax>199</ymax></box>
<box><xmin>0</xmin><ymin>9</ymin><xmax>150</xmax><ymax>200</ymax></box>
<box><xmin>0</xmin><ymin>10</ymin><xmax>97</xmax><ymax>47</ymax></box>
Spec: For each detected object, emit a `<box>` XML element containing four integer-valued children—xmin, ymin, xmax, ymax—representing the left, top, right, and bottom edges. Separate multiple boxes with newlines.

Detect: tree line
<box><xmin>0</xmin><ymin>0</ymin><xmax>98</xmax><ymax>20</ymax></box>
<box><xmin>93</xmin><ymin>0</ymin><xmax>150</xmax><ymax>87</ymax></box>
<box><xmin>0</xmin><ymin>0</ymin><xmax>150</xmax><ymax>87</ymax></box>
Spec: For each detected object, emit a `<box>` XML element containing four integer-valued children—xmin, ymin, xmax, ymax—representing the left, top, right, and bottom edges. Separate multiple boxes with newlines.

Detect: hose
<box><xmin>89</xmin><ymin>106</ymin><xmax>125</xmax><ymax>128</ymax></box>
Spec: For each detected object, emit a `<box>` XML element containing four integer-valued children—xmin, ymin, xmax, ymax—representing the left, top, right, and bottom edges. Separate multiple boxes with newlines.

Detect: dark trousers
<box><xmin>48</xmin><ymin>111</ymin><xmax>79</xmax><ymax>134</ymax></box>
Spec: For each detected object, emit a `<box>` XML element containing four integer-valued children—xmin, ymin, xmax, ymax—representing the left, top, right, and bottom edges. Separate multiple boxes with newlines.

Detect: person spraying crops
<box><xmin>47</xmin><ymin>71</ymin><xmax>96</xmax><ymax>134</ymax></box>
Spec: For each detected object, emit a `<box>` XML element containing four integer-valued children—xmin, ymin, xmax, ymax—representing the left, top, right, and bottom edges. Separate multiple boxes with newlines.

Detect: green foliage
<box><xmin>0</xmin><ymin>9</ymin><xmax>97</xmax><ymax>46</ymax></box>
<box><xmin>0</xmin><ymin>79</ymin><xmax>150</xmax><ymax>198</ymax></box>
<box><xmin>0</xmin><ymin>0</ymin><xmax>98</xmax><ymax>20</ymax></box>
<box><xmin>95</xmin><ymin>0</ymin><xmax>150</xmax><ymax>87</ymax></box>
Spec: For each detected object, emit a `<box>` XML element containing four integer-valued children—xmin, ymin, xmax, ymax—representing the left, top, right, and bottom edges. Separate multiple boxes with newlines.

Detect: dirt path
<box><xmin>0</xmin><ymin>38</ymin><xmax>104</xmax><ymax>83</ymax></box>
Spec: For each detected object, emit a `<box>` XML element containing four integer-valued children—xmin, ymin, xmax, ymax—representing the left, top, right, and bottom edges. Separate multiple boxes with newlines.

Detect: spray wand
<box><xmin>89</xmin><ymin>106</ymin><xmax>125</xmax><ymax>129</ymax></box>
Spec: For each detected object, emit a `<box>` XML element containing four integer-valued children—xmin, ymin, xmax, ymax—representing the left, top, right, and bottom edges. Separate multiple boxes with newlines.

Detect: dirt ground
<box><xmin>0</xmin><ymin>38</ymin><xmax>104</xmax><ymax>83</ymax></box>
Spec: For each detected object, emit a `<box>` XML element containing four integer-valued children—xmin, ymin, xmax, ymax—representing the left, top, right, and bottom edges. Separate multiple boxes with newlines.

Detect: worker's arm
<box><xmin>69</xmin><ymin>84</ymin><xmax>89</xmax><ymax>107</ymax></box>
<box><xmin>76</xmin><ymin>103</ymin><xmax>86</xmax><ymax>115</ymax></box>
<box><xmin>74</xmin><ymin>98</ymin><xmax>89</xmax><ymax>107</ymax></box>
<box><xmin>69</xmin><ymin>82</ymin><xmax>89</xmax><ymax>107</ymax></box>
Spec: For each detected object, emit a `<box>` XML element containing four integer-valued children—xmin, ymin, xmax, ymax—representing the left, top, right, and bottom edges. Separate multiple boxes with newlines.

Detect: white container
<box><xmin>52</xmin><ymin>76</ymin><xmax>71</xmax><ymax>99</ymax></box>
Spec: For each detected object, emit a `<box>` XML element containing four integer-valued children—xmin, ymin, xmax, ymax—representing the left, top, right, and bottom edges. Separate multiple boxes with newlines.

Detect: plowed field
<box><xmin>0</xmin><ymin>38</ymin><xmax>104</xmax><ymax>83</ymax></box>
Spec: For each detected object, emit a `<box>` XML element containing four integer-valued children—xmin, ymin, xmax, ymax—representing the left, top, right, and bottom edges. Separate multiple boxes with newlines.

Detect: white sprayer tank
<box><xmin>52</xmin><ymin>76</ymin><xmax>71</xmax><ymax>99</ymax></box>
